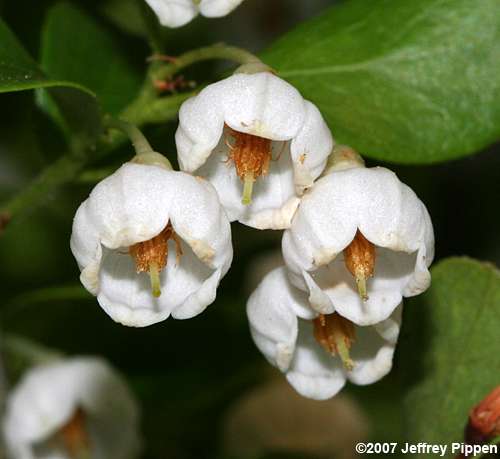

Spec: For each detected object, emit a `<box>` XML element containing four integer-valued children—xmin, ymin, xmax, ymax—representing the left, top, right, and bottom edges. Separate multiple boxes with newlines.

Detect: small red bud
<box><xmin>465</xmin><ymin>386</ymin><xmax>500</xmax><ymax>445</ymax></box>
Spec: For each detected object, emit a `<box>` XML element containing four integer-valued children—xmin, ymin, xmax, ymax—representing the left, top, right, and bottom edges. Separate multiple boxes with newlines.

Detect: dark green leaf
<box><xmin>263</xmin><ymin>0</ymin><xmax>500</xmax><ymax>164</ymax></box>
<box><xmin>0</xmin><ymin>16</ymin><xmax>92</xmax><ymax>95</ymax></box>
<box><xmin>401</xmin><ymin>257</ymin><xmax>500</xmax><ymax>450</ymax></box>
<box><xmin>0</xmin><ymin>16</ymin><xmax>101</xmax><ymax>146</ymax></box>
<box><xmin>40</xmin><ymin>2</ymin><xmax>142</xmax><ymax>115</ymax></box>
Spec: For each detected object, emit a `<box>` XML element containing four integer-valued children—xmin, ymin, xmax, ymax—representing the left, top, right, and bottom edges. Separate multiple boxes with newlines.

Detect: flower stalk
<box><xmin>152</xmin><ymin>44</ymin><xmax>265</xmax><ymax>82</ymax></box>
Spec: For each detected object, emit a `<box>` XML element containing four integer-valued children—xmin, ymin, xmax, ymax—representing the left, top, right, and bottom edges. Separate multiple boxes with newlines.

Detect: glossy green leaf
<box><xmin>401</xmin><ymin>257</ymin><xmax>500</xmax><ymax>450</ymax></box>
<box><xmin>0</xmin><ymin>16</ymin><xmax>101</xmax><ymax>145</ymax></box>
<box><xmin>263</xmin><ymin>0</ymin><xmax>500</xmax><ymax>164</ymax></box>
<box><xmin>40</xmin><ymin>2</ymin><xmax>142</xmax><ymax>115</ymax></box>
<box><xmin>0</xmin><ymin>17</ymin><xmax>92</xmax><ymax>95</ymax></box>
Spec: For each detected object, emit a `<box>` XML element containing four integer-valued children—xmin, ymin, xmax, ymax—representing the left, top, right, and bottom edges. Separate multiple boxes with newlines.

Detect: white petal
<box><xmin>3</xmin><ymin>358</ymin><xmax>140</xmax><ymax>459</ymax></box>
<box><xmin>302</xmin><ymin>270</ymin><xmax>334</xmax><ymax>314</ymax></box>
<box><xmin>373</xmin><ymin>302</ymin><xmax>403</xmax><ymax>344</ymax></box>
<box><xmin>72</xmin><ymin>164</ymin><xmax>174</xmax><ymax>252</ymax></box>
<box><xmin>176</xmin><ymin>73</ymin><xmax>306</xmax><ymax>173</ymax></box>
<box><xmin>247</xmin><ymin>268</ymin><xmax>310</xmax><ymax>372</ymax></box>
<box><xmin>98</xmin><ymin>237</ymin><xmax>221</xmax><ymax>326</ymax></box>
<box><xmin>403</xmin><ymin>204</ymin><xmax>434</xmax><ymax>297</ymax></box>
<box><xmin>290</xmin><ymin>101</ymin><xmax>333</xmax><ymax>194</ymax></box>
<box><xmin>171</xmin><ymin>267</ymin><xmax>223</xmax><ymax>319</ymax></box>
<box><xmin>167</xmin><ymin>173</ymin><xmax>232</xmax><ymax>272</ymax></box>
<box><xmin>347</xmin><ymin>305</ymin><xmax>402</xmax><ymax>385</ymax></box>
<box><xmin>303</xmin><ymin>249</ymin><xmax>414</xmax><ymax>325</ymax></box>
<box><xmin>286</xmin><ymin>321</ymin><xmax>346</xmax><ymax>400</ymax></box>
<box><xmin>144</xmin><ymin>0</ymin><xmax>198</xmax><ymax>27</ymax></box>
<box><xmin>71</xmin><ymin>204</ymin><xmax>102</xmax><ymax>295</ymax></box>
<box><xmin>199</xmin><ymin>0</ymin><xmax>245</xmax><ymax>17</ymax></box>
<box><xmin>176</xmin><ymin>102</ymin><xmax>225</xmax><ymax>173</ymax></box>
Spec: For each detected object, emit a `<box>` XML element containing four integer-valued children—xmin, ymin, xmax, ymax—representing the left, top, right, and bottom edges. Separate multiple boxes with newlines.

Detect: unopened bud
<box><xmin>466</xmin><ymin>386</ymin><xmax>500</xmax><ymax>444</ymax></box>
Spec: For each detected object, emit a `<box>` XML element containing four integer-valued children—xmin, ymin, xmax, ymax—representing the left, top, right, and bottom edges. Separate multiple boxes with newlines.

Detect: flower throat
<box><xmin>129</xmin><ymin>222</ymin><xmax>183</xmax><ymax>297</ymax></box>
<box><xmin>226</xmin><ymin>125</ymin><xmax>272</xmax><ymax>205</ymax></box>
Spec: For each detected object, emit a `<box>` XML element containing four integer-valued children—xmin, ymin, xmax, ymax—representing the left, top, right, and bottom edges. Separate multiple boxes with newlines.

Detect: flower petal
<box><xmin>98</xmin><ymin>239</ymin><xmax>215</xmax><ymax>327</ymax></box>
<box><xmin>168</xmin><ymin>173</ymin><xmax>233</xmax><ymax>272</ymax></box>
<box><xmin>373</xmin><ymin>302</ymin><xmax>403</xmax><ymax>344</ymax></box>
<box><xmin>347</xmin><ymin>304</ymin><xmax>402</xmax><ymax>385</ymax></box>
<box><xmin>247</xmin><ymin>268</ymin><xmax>307</xmax><ymax>371</ymax></box>
<box><xmin>286</xmin><ymin>321</ymin><xmax>346</xmax><ymax>400</ymax></box>
<box><xmin>303</xmin><ymin>249</ymin><xmax>414</xmax><ymax>325</ymax></box>
<box><xmin>72</xmin><ymin>163</ymin><xmax>174</xmax><ymax>252</ymax></box>
<box><xmin>144</xmin><ymin>0</ymin><xmax>198</xmax><ymax>27</ymax></box>
<box><xmin>290</xmin><ymin>101</ymin><xmax>333</xmax><ymax>194</ymax></box>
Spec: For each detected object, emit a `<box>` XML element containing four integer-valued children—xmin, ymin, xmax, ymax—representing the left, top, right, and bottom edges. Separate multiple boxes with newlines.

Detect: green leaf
<box><xmin>0</xmin><ymin>16</ymin><xmax>92</xmax><ymax>95</ymax></box>
<box><xmin>40</xmin><ymin>2</ymin><xmax>142</xmax><ymax>115</ymax></box>
<box><xmin>0</xmin><ymin>16</ymin><xmax>101</xmax><ymax>146</ymax></box>
<box><xmin>401</xmin><ymin>257</ymin><xmax>500</xmax><ymax>450</ymax></box>
<box><xmin>262</xmin><ymin>0</ymin><xmax>500</xmax><ymax>164</ymax></box>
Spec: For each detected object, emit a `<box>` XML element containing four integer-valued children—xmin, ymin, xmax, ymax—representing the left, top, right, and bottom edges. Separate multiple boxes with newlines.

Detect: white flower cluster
<box><xmin>70</xmin><ymin>68</ymin><xmax>434</xmax><ymax>400</ymax></box>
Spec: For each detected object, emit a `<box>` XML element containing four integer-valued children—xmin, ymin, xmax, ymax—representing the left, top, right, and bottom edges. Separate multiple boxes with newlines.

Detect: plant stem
<box><xmin>0</xmin><ymin>152</ymin><xmax>87</xmax><ymax>221</ymax></box>
<box><xmin>152</xmin><ymin>43</ymin><xmax>263</xmax><ymax>81</ymax></box>
<box><xmin>104</xmin><ymin>117</ymin><xmax>154</xmax><ymax>156</ymax></box>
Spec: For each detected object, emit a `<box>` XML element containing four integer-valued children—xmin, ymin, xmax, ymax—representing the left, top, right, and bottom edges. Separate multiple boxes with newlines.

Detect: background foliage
<box><xmin>0</xmin><ymin>0</ymin><xmax>499</xmax><ymax>458</ymax></box>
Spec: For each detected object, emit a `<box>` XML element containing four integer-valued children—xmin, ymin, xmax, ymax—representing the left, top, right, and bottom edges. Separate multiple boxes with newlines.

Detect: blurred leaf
<box><xmin>0</xmin><ymin>16</ymin><xmax>101</xmax><ymax>146</ymax></box>
<box><xmin>263</xmin><ymin>0</ymin><xmax>500</xmax><ymax>164</ymax></box>
<box><xmin>40</xmin><ymin>2</ymin><xmax>142</xmax><ymax>115</ymax></box>
<box><xmin>1</xmin><ymin>334</ymin><xmax>63</xmax><ymax>384</ymax></box>
<box><xmin>5</xmin><ymin>285</ymin><xmax>91</xmax><ymax>313</ymax></box>
<box><xmin>101</xmin><ymin>0</ymin><xmax>148</xmax><ymax>39</ymax></box>
<box><xmin>401</xmin><ymin>257</ymin><xmax>500</xmax><ymax>451</ymax></box>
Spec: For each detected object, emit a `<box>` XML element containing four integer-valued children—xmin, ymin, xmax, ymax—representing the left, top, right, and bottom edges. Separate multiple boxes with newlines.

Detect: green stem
<box><xmin>77</xmin><ymin>167</ymin><xmax>117</xmax><ymax>184</ymax></box>
<box><xmin>121</xmin><ymin>90</ymin><xmax>195</xmax><ymax>127</ymax></box>
<box><xmin>0</xmin><ymin>152</ymin><xmax>87</xmax><ymax>220</ymax></box>
<box><xmin>152</xmin><ymin>43</ymin><xmax>263</xmax><ymax>81</ymax></box>
<box><xmin>104</xmin><ymin>117</ymin><xmax>154</xmax><ymax>156</ymax></box>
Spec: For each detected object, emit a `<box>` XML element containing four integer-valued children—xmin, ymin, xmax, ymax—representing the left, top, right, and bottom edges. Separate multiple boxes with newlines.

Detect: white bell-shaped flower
<box><xmin>145</xmin><ymin>0</ymin><xmax>245</xmax><ymax>28</ymax></box>
<box><xmin>71</xmin><ymin>162</ymin><xmax>233</xmax><ymax>327</ymax></box>
<box><xmin>282</xmin><ymin>157</ymin><xmax>434</xmax><ymax>326</ymax></box>
<box><xmin>176</xmin><ymin>71</ymin><xmax>333</xmax><ymax>229</ymax></box>
<box><xmin>3</xmin><ymin>357</ymin><xmax>141</xmax><ymax>459</ymax></box>
<box><xmin>247</xmin><ymin>267</ymin><xmax>402</xmax><ymax>400</ymax></box>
